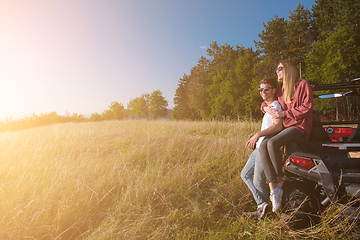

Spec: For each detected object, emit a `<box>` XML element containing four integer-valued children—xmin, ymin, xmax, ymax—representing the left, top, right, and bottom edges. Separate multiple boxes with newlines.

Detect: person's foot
<box><xmin>270</xmin><ymin>188</ymin><xmax>283</xmax><ymax>212</ymax></box>
<box><xmin>245</xmin><ymin>202</ymin><xmax>270</xmax><ymax>220</ymax></box>
<box><xmin>277</xmin><ymin>179</ymin><xmax>284</xmax><ymax>189</ymax></box>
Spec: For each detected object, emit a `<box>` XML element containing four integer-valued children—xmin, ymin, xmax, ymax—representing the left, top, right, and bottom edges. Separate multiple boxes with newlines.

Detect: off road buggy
<box><xmin>281</xmin><ymin>78</ymin><xmax>360</xmax><ymax>229</ymax></box>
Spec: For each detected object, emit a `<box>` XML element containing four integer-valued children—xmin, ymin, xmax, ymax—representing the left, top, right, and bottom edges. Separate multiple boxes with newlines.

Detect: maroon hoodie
<box><xmin>262</xmin><ymin>79</ymin><xmax>313</xmax><ymax>139</ymax></box>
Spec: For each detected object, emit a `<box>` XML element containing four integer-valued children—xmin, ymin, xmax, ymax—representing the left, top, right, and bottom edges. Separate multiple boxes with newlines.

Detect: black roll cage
<box><xmin>310</xmin><ymin>77</ymin><xmax>360</xmax><ymax>126</ymax></box>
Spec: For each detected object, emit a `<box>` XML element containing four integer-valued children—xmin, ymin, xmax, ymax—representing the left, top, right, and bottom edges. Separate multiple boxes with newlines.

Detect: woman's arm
<box><xmin>284</xmin><ymin>80</ymin><xmax>313</xmax><ymax>121</ymax></box>
<box><xmin>268</xmin><ymin>80</ymin><xmax>313</xmax><ymax>121</ymax></box>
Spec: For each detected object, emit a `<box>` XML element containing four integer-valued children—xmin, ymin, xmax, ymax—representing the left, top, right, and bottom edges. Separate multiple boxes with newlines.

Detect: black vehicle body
<box><xmin>281</xmin><ymin>78</ymin><xmax>360</xmax><ymax>229</ymax></box>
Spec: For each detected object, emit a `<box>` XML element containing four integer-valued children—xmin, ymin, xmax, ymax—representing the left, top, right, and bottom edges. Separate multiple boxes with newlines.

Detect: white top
<box><xmin>256</xmin><ymin>100</ymin><xmax>282</xmax><ymax>149</ymax></box>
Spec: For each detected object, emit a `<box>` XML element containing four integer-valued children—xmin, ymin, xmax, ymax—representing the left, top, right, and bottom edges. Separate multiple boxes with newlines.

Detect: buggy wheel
<box><xmin>281</xmin><ymin>180</ymin><xmax>321</xmax><ymax>229</ymax></box>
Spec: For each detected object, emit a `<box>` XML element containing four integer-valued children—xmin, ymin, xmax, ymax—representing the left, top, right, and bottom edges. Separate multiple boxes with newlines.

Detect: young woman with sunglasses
<box><xmin>259</xmin><ymin>60</ymin><xmax>314</xmax><ymax>212</ymax></box>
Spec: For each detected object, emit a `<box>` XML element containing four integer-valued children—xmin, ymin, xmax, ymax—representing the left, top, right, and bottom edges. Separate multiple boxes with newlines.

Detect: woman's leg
<box><xmin>259</xmin><ymin>135</ymin><xmax>277</xmax><ymax>184</ymax></box>
<box><xmin>267</xmin><ymin>127</ymin><xmax>305</xmax><ymax>177</ymax></box>
<box><xmin>260</xmin><ymin>128</ymin><xmax>305</xmax><ymax>189</ymax></box>
<box><xmin>260</xmin><ymin>127</ymin><xmax>306</xmax><ymax>212</ymax></box>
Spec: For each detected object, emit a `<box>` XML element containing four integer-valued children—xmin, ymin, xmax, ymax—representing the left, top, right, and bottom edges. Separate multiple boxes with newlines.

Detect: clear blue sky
<box><xmin>0</xmin><ymin>0</ymin><xmax>315</xmax><ymax>121</ymax></box>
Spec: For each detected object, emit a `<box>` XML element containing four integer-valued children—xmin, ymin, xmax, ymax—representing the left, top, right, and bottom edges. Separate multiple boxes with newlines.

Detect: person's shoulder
<box><xmin>271</xmin><ymin>100</ymin><xmax>282</xmax><ymax>110</ymax></box>
<box><xmin>297</xmin><ymin>79</ymin><xmax>311</xmax><ymax>86</ymax></box>
<box><xmin>261</xmin><ymin>100</ymin><xmax>268</xmax><ymax>107</ymax></box>
<box><xmin>272</xmin><ymin>100</ymin><xmax>280</xmax><ymax>105</ymax></box>
<box><xmin>296</xmin><ymin>79</ymin><xmax>312</xmax><ymax>90</ymax></box>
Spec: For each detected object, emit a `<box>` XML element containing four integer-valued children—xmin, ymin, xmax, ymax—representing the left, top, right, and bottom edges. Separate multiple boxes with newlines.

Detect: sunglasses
<box><xmin>258</xmin><ymin>87</ymin><xmax>270</xmax><ymax>92</ymax></box>
<box><xmin>276</xmin><ymin>66</ymin><xmax>283</xmax><ymax>72</ymax></box>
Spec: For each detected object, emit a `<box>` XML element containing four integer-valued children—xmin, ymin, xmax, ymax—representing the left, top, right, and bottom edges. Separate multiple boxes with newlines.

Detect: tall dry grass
<box><xmin>0</xmin><ymin>120</ymin><xmax>358</xmax><ymax>239</ymax></box>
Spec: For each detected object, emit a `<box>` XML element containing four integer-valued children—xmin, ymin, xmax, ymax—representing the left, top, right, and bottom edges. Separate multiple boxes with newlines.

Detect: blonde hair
<box><xmin>280</xmin><ymin>60</ymin><xmax>298</xmax><ymax>104</ymax></box>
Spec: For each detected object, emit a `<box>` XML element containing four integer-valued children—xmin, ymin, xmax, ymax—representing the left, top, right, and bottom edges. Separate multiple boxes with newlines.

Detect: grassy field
<box><xmin>0</xmin><ymin>120</ymin><xmax>358</xmax><ymax>239</ymax></box>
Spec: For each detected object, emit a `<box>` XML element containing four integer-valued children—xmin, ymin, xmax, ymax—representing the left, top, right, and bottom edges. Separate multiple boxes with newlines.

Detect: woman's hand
<box><xmin>269</xmin><ymin>107</ymin><xmax>284</xmax><ymax>119</ymax></box>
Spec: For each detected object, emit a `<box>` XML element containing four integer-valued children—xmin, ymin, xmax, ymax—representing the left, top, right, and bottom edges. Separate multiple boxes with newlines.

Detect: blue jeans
<box><xmin>241</xmin><ymin>148</ymin><xmax>269</xmax><ymax>206</ymax></box>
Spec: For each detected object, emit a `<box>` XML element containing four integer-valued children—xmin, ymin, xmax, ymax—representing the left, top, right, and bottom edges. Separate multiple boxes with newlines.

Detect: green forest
<box><xmin>171</xmin><ymin>0</ymin><xmax>360</xmax><ymax>121</ymax></box>
<box><xmin>2</xmin><ymin>0</ymin><xmax>359</xmax><ymax>131</ymax></box>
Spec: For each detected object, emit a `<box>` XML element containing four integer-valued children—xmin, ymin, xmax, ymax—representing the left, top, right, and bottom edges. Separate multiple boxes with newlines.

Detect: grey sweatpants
<box><xmin>259</xmin><ymin>127</ymin><xmax>306</xmax><ymax>183</ymax></box>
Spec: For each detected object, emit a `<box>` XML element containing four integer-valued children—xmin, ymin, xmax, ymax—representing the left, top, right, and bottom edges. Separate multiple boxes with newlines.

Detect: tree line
<box><xmin>0</xmin><ymin>90</ymin><xmax>168</xmax><ymax>132</ymax></box>
<box><xmin>171</xmin><ymin>0</ymin><xmax>360</xmax><ymax>121</ymax></box>
<box><xmin>90</xmin><ymin>90</ymin><xmax>168</xmax><ymax>121</ymax></box>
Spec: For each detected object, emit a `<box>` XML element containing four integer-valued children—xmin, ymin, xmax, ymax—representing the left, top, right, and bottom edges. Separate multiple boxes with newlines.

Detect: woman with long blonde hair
<box><xmin>259</xmin><ymin>60</ymin><xmax>313</xmax><ymax>212</ymax></box>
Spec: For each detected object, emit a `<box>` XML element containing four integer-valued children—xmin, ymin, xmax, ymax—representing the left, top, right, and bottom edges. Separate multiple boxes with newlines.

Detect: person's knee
<box><xmin>267</xmin><ymin>137</ymin><xmax>282</xmax><ymax>150</ymax></box>
<box><xmin>259</xmin><ymin>140</ymin><xmax>268</xmax><ymax>153</ymax></box>
<box><xmin>254</xmin><ymin>173</ymin><xmax>265</xmax><ymax>189</ymax></box>
<box><xmin>240</xmin><ymin>168</ymin><xmax>248</xmax><ymax>181</ymax></box>
<box><xmin>240</xmin><ymin>170</ymin><xmax>245</xmax><ymax>180</ymax></box>
<box><xmin>253</xmin><ymin>178</ymin><xmax>262</xmax><ymax>190</ymax></box>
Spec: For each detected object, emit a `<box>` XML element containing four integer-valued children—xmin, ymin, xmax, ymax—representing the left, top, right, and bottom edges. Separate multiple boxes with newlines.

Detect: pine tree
<box><xmin>286</xmin><ymin>3</ymin><xmax>313</xmax><ymax>78</ymax></box>
<box><xmin>149</xmin><ymin>90</ymin><xmax>168</xmax><ymax>119</ymax></box>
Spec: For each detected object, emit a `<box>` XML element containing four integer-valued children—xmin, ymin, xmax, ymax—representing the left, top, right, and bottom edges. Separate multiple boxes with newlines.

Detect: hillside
<box><xmin>0</xmin><ymin>120</ymin><xmax>357</xmax><ymax>239</ymax></box>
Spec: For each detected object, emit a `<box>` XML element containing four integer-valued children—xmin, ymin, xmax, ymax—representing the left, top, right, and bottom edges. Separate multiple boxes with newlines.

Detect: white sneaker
<box><xmin>245</xmin><ymin>202</ymin><xmax>269</xmax><ymax>220</ymax></box>
<box><xmin>277</xmin><ymin>179</ymin><xmax>284</xmax><ymax>189</ymax></box>
<box><xmin>257</xmin><ymin>202</ymin><xmax>270</xmax><ymax>220</ymax></box>
<box><xmin>270</xmin><ymin>188</ymin><xmax>283</xmax><ymax>212</ymax></box>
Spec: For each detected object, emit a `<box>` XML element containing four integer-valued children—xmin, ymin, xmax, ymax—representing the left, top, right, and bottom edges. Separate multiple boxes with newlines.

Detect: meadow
<box><xmin>0</xmin><ymin>120</ymin><xmax>358</xmax><ymax>239</ymax></box>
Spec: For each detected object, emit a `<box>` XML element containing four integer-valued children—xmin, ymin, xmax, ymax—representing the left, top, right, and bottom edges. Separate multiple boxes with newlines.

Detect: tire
<box><xmin>281</xmin><ymin>180</ymin><xmax>321</xmax><ymax>229</ymax></box>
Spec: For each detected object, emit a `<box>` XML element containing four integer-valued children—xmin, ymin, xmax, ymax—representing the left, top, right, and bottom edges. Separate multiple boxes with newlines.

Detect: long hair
<box><xmin>280</xmin><ymin>60</ymin><xmax>298</xmax><ymax>104</ymax></box>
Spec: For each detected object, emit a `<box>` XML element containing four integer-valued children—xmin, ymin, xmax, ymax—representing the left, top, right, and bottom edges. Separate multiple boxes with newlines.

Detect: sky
<box><xmin>0</xmin><ymin>0</ymin><xmax>316</xmax><ymax>121</ymax></box>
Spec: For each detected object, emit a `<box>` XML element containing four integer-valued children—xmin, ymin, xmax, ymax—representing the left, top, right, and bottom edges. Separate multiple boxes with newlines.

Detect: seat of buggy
<box><xmin>286</xmin><ymin>112</ymin><xmax>331</xmax><ymax>154</ymax></box>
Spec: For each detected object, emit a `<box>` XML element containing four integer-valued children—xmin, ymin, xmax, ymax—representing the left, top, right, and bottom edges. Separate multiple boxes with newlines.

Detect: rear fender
<box><xmin>285</xmin><ymin>151</ymin><xmax>337</xmax><ymax>201</ymax></box>
<box><xmin>316</xmin><ymin>161</ymin><xmax>336</xmax><ymax>200</ymax></box>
